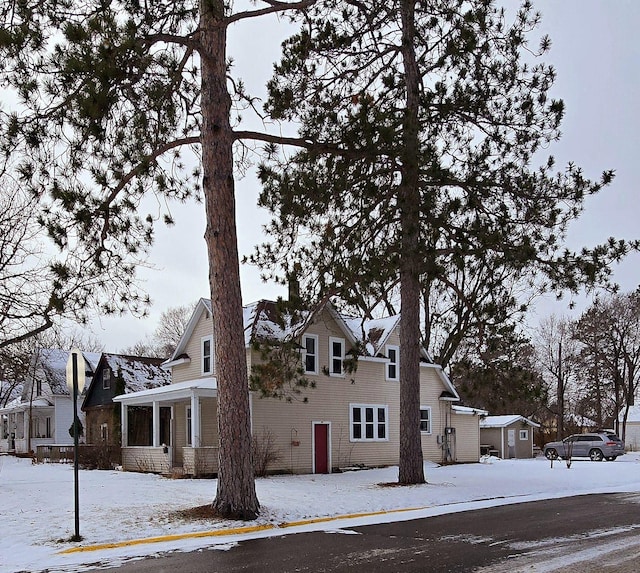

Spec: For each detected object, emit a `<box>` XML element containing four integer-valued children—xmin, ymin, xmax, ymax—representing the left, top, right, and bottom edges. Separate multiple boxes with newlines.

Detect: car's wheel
<box><xmin>589</xmin><ymin>449</ymin><xmax>604</xmax><ymax>461</ymax></box>
<box><xmin>545</xmin><ymin>448</ymin><xmax>558</xmax><ymax>460</ymax></box>
<box><xmin>605</xmin><ymin>456</ymin><xmax>617</xmax><ymax>461</ymax></box>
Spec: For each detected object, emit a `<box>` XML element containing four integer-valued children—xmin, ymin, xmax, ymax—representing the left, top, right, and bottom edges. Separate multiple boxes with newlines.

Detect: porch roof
<box><xmin>0</xmin><ymin>397</ymin><xmax>53</xmax><ymax>414</ymax></box>
<box><xmin>112</xmin><ymin>377</ymin><xmax>217</xmax><ymax>406</ymax></box>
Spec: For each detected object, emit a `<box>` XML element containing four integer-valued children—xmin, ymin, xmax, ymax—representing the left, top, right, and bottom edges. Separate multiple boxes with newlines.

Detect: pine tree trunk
<box><xmin>200</xmin><ymin>0</ymin><xmax>259</xmax><ymax>519</ymax></box>
<box><xmin>397</xmin><ymin>0</ymin><xmax>425</xmax><ymax>486</ymax></box>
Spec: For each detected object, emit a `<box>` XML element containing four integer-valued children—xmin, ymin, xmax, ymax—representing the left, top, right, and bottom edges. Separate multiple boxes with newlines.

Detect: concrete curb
<box><xmin>58</xmin><ymin>506</ymin><xmax>427</xmax><ymax>555</ymax></box>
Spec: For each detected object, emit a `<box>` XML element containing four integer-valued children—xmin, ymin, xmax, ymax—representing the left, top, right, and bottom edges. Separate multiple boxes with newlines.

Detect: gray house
<box><xmin>479</xmin><ymin>415</ymin><xmax>540</xmax><ymax>459</ymax></box>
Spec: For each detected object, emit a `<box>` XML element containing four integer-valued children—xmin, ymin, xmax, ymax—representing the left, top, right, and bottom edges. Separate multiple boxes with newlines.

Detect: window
<box><xmin>329</xmin><ymin>337</ymin><xmax>345</xmax><ymax>377</ymax></box>
<box><xmin>32</xmin><ymin>418</ymin><xmax>40</xmax><ymax>438</ymax></box>
<box><xmin>420</xmin><ymin>407</ymin><xmax>432</xmax><ymax>434</ymax></box>
<box><xmin>302</xmin><ymin>334</ymin><xmax>318</xmax><ymax>374</ymax></box>
<box><xmin>519</xmin><ymin>429</ymin><xmax>529</xmax><ymax>441</ymax></box>
<box><xmin>350</xmin><ymin>404</ymin><xmax>388</xmax><ymax>442</ymax></box>
<box><xmin>102</xmin><ymin>368</ymin><xmax>111</xmax><ymax>389</ymax></box>
<box><xmin>36</xmin><ymin>379</ymin><xmax>42</xmax><ymax>397</ymax></box>
<box><xmin>186</xmin><ymin>406</ymin><xmax>192</xmax><ymax>446</ymax></box>
<box><xmin>201</xmin><ymin>336</ymin><xmax>213</xmax><ymax>375</ymax></box>
<box><xmin>386</xmin><ymin>345</ymin><xmax>399</xmax><ymax>381</ymax></box>
<box><xmin>45</xmin><ymin>417</ymin><xmax>51</xmax><ymax>439</ymax></box>
<box><xmin>100</xmin><ymin>423</ymin><xmax>109</xmax><ymax>442</ymax></box>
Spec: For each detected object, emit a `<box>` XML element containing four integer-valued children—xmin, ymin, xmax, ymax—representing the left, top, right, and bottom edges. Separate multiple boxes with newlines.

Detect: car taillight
<box><xmin>606</xmin><ymin>441</ymin><xmax>617</xmax><ymax>446</ymax></box>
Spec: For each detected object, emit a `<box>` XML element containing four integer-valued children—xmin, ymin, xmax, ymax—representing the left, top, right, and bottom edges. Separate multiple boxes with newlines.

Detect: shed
<box><xmin>619</xmin><ymin>406</ymin><xmax>640</xmax><ymax>451</ymax></box>
<box><xmin>479</xmin><ymin>415</ymin><xmax>540</xmax><ymax>459</ymax></box>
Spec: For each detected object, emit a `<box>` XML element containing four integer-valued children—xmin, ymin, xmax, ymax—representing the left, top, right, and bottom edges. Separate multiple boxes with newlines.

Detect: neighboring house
<box><xmin>82</xmin><ymin>354</ymin><xmax>172</xmax><ymax>448</ymax></box>
<box><xmin>619</xmin><ymin>406</ymin><xmax>640</xmax><ymax>451</ymax></box>
<box><xmin>480</xmin><ymin>415</ymin><xmax>540</xmax><ymax>459</ymax></box>
<box><xmin>0</xmin><ymin>349</ymin><xmax>100</xmax><ymax>454</ymax></box>
<box><xmin>114</xmin><ymin>298</ymin><xmax>486</xmax><ymax>476</ymax></box>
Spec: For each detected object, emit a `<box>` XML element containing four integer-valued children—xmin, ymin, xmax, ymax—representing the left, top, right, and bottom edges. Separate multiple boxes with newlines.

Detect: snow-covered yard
<box><xmin>2</xmin><ymin>452</ymin><xmax>640</xmax><ymax>573</ymax></box>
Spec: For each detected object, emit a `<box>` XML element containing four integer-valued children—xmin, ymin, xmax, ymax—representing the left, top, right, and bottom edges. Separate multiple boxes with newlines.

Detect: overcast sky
<box><xmin>89</xmin><ymin>1</ymin><xmax>640</xmax><ymax>352</ymax></box>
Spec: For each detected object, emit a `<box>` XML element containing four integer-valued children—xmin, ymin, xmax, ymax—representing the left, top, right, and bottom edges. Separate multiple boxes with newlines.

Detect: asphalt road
<box><xmin>98</xmin><ymin>493</ymin><xmax>640</xmax><ymax>572</ymax></box>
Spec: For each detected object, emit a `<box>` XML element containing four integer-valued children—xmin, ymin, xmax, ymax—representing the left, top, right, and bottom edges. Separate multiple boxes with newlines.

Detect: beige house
<box><xmin>114</xmin><ymin>299</ymin><xmax>485</xmax><ymax>475</ymax></box>
<box><xmin>479</xmin><ymin>415</ymin><xmax>540</xmax><ymax>459</ymax></box>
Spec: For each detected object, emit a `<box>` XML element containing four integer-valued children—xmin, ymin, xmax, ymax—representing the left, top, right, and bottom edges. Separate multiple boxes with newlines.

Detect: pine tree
<box><xmin>251</xmin><ymin>0</ymin><xmax>633</xmax><ymax>483</ymax></box>
<box><xmin>0</xmin><ymin>0</ymin><xmax>317</xmax><ymax>520</ymax></box>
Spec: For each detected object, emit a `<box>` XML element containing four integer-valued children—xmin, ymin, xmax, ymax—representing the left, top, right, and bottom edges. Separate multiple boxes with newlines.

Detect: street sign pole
<box><xmin>66</xmin><ymin>348</ymin><xmax>85</xmax><ymax>542</ymax></box>
<box><xmin>72</xmin><ymin>352</ymin><xmax>80</xmax><ymax>541</ymax></box>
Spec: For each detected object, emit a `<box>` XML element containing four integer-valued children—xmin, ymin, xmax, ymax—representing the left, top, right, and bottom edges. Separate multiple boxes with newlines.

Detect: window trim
<box><xmin>201</xmin><ymin>335</ymin><xmax>214</xmax><ymax>376</ymax></box>
<box><xmin>350</xmin><ymin>403</ymin><xmax>389</xmax><ymax>442</ymax></box>
<box><xmin>302</xmin><ymin>334</ymin><xmax>319</xmax><ymax>375</ymax></box>
<box><xmin>420</xmin><ymin>406</ymin><xmax>432</xmax><ymax>434</ymax></box>
<box><xmin>385</xmin><ymin>345</ymin><xmax>399</xmax><ymax>381</ymax></box>
<box><xmin>329</xmin><ymin>336</ymin><xmax>345</xmax><ymax>377</ymax></box>
<box><xmin>519</xmin><ymin>429</ymin><xmax>529</xmax><ymax>441</ymax></box>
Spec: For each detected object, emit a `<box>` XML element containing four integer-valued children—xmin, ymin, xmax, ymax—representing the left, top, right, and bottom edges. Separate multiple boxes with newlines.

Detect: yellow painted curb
<box><xmin>58</xmin><ymin>524</ymin><xmax>275</xmax><ymax>555</ymax></box>
<box><xmin>57</xmin><ymin>506</ymin><xmax>429</xmax><ymax>555</ymax></box>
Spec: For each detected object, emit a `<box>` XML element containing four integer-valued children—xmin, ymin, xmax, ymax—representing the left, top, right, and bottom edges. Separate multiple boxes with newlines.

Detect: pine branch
<box><xmin>226</xmin><ymin>0</ymin><xmax>317</xmax><ymax>25</ymax></box>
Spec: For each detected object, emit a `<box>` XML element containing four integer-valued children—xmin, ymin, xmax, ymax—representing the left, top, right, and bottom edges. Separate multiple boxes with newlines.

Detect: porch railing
<box><xmin>36</xmin><ymin>444</ymin><xmax>74</xmax><ymax>463</ymax></box>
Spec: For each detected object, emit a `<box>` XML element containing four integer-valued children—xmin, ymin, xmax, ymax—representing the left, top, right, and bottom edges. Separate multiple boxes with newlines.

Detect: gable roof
<box><xmin>340</xmin><ymin>314</ymin><xmax>401</xmax><ymax>356</ymax></box>
<box><xmin>82</xmin><ymin>353</ymin><xmax>172</xmax><ymax>409</ymax></box>
<box><xmin>480</xmin><ymin>415</ymin><xmax>540</xmax><ymax>429</ymax></box>
<box><xmin>26</xmin><ymin>348</ymin><xmax>101</xmax><ymax>398</ymax></box>
<box><xmin>168</xmin><ymin>298</ymin><xmax>439</xmax><ymax>366</ymax></box>
<box><xmin>101</xmin><ymin>353</ymin><xmax>171</xmax><ymax>393</ymax></box>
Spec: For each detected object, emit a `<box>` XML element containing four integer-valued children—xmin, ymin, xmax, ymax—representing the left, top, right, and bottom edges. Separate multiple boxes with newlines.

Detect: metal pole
<box><xmin>72</xmin><ymin>353</ymin><xmax>80</xmax><ymax>541</ymax></box>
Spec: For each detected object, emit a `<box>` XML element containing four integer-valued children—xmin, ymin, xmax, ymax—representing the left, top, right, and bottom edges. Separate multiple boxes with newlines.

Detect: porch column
<box><xmin>152</xmin><ymin>400</ymin><xmax>160</xmax><ymax>447</ymax></box>
<box><xmin>121</xmin><ymin>403</ymin><xmax>128</xmax><ymax>447</ymax></box>
<box><xmin>191</xmin><ymin>393</ymin><xmax>200</xmax><ymax>448</ymax></box>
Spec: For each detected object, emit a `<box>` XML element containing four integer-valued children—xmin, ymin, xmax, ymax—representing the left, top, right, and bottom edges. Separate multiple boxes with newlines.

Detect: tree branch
<box><xmin>226</xmin><ymin>0</ymin><xmax>317</xmax><ymax>25</ymax></box>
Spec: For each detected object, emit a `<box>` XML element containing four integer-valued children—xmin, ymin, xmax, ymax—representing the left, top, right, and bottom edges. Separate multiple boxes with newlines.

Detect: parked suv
<box><xmin>543</xmin><ymin>432</ymin><xmax>625</xmax><ymax>462</ymax></box>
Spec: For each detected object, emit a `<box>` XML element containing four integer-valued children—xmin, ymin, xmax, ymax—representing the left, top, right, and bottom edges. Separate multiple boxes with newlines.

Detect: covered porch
<box><xmin>0</xmin><ymin>399</ymin><xmax>55</xmax><ymax>454</ymax></box>
<box><xmin>113</xmin><ymin>378</ymin><xmax>219</xmax><ymax>476</ymax></box>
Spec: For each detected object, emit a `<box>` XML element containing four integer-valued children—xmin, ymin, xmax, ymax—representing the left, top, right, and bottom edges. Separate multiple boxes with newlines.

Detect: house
<box><xmin>0</xmin><ymin>349</ymin><xmax>100</xmax><ymax>454</ymax></box>
<box><xmin>479</xmin><ymin>415</ymin><xmax>540</xmax><ymax>459</ymax></box>
<box><xmin>619</xmin><ymin>406</ymin><xmax>640</xmax><ymax>451</ymax></box>
<box><xmin>82</xmin><ymin>353</ymin><xmax>172</xmax><ymax>449</ymax></box>
<box><xmin>114</xmin><ymin>299</ymin><xmax>486</xmax><ymax>475</ymax></box>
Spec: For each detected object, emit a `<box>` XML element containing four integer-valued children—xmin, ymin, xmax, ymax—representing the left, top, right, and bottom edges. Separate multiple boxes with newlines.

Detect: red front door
<box><xmin>314</xmin><ymin>423</ymin><xmax>329</xmax><ymax>474</ymax></box>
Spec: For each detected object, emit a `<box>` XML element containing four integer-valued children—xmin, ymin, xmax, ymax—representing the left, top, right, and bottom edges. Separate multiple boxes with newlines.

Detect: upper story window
<box><xmin>329</xmin><ymin>336</ymin><xmax>345</xmax><ymax>377</ymax></box>
<box><xmin>36</xmin><ymin>379</ymin><xmax>42</xmax><ymax>396</ymax></box>
<box><xmin>302</xmin><ymin>334</ymin><xmax>319</xmax><ymax>375</ymax></box>
<box><xmin>386</xmin><ymin>345</ymin><xmax>399</xmax><ymax>381</ymax></box>
<box><xmin>201</xmin><ymin>335</ymin><xmax>214</xmax><ymax>375</ymax></box>
<box><xmin>102</xmin><ymin>368</ymin><xmax>111</xmax><ymax>390</ymax></box>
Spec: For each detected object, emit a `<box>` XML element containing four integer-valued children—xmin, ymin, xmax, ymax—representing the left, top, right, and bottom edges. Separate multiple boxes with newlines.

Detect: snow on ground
<box><xmin>2</xmin><ymin>452</ymin><xmax>640</xmax><ymax>573</ymax></box>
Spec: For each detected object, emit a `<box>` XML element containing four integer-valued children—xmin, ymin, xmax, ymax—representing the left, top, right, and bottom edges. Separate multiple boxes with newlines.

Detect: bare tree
<box><xmin>0</xmin><ymin>177</ymin><xmax>143</xmax><ymax>349</ymax></box>
<box><xmin>534</xmin><ymin>315</ymin><xmax>580</xmax><ymax>439</ymax></box>
<box><xmin>573</xmin><ymin>292</ymin><xmax>640</xmax><ymax>439</ymax></box>
<box><xmin>121</xmin><ymin>303</ymin><xmax>195</xmax><ymax>358</ymax></box>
